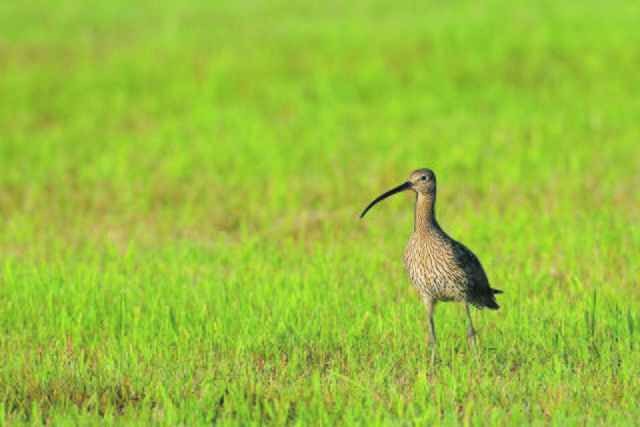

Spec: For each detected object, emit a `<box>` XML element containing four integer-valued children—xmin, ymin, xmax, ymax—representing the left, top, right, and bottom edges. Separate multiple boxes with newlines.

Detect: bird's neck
<box><xmin>414</xmin><ymin>191</ymin><xmax>439</xmax><ymax>235</ymax></box>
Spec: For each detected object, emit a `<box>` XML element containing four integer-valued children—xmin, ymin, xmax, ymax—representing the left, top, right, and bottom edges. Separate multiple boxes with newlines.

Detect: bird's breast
<box><xmin>402</xmin><ymin>234</ymin><xmax>466</xmax><ymax>301</ymax></box>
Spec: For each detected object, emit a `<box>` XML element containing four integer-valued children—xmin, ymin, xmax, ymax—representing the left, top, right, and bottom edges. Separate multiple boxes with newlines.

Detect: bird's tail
<box><xmin>483</xmin><ymin>288</ymin><xmax>503</xmax><ymax>310</ymax></box>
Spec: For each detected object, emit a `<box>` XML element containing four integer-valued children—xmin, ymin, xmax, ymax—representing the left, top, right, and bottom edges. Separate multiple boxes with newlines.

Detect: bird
<box><xmin>360</xmin><ymin>168</ymin><xmax>502</xmax><ymax>364</ymax></box>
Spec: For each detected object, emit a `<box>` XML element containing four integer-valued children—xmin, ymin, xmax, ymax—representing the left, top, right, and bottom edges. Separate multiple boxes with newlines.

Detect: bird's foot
<box><xmin>429</xmin><ymin>339</ymin><xmax>436</xmax><ymax>367</ymax></box>
<box><xmin>468</xmin><ymin>327</ymin><xmax>480</xmax><ymax>366</ymax></box>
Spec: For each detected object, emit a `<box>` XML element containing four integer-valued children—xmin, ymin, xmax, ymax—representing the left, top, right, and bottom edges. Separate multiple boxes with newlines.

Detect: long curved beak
<box><xmin>360</xmin><ymin>181</ymin><xmax>412</xmax><ymax>218</ymax></box>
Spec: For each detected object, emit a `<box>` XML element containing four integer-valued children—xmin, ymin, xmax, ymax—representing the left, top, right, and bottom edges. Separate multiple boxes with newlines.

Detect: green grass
<box><xmin>1</xmin><ymin>0</ymin><xmax>639</xmax><ymax>424</ymax></box>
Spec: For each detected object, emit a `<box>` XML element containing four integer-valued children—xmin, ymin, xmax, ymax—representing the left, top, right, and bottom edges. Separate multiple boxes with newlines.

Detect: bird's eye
<box><xmin>421</xmin><ymin>175</ymin><xmax>427</xmax><ymax>181</ymax></box>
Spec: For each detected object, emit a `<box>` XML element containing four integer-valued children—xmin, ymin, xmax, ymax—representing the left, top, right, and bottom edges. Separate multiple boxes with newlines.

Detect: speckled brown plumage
<box><xmin>361</xmin><ymin>168</ymin><xmax>503</xmax><ymax>364</ymax></box>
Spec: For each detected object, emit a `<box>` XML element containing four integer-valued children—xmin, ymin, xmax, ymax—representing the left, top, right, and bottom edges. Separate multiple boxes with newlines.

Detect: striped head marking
<box><xmin>408</xmin><ymin>168</ymin><xmax>437</xmax><ymax>194</ymax></box>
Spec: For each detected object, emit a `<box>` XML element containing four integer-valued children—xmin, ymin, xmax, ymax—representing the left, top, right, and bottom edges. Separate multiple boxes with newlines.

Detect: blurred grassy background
<box><xmin>1</xmin><ymin>0</ymin><xmax>639</xmax><ymax>424</ymax></box>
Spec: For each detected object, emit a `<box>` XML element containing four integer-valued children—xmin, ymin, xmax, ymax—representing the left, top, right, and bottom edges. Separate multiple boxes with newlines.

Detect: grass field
<box><xmin>1</xmin><ymin>0</ymin><xmax>640</xmax><ymax>424</ymax></box>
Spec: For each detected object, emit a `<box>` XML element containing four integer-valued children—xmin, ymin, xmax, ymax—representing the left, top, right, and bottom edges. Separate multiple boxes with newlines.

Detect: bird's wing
<box><xmin>449</xmin><ymin>239</ymin><xmax>492</xmax><ymax>291</ymax></box>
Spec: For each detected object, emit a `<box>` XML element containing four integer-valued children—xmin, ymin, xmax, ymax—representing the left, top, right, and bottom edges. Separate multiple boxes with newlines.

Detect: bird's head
<box><xmin>360</xmin><ymin>168</ymin><xmax>437</xmax><ymax>218</ymax></box>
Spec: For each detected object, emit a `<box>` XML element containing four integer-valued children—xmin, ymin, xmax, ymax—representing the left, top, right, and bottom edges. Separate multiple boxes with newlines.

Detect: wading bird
<box><xmin>360</xmin><ymin>169</ymin><xmax>502</xmax><ymax>364</ymax></box>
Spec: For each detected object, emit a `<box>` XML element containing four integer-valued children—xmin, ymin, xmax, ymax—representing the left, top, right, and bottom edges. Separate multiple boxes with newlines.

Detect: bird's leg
<box><xmin>425</xmin><ymin>300</ymin><xmax>436</xmax><ymax>366</ymax></box>
<box><xmin>465</xmin><ymin>301</ymin><xmax>479</xmax><ymax>363</ymax></box>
